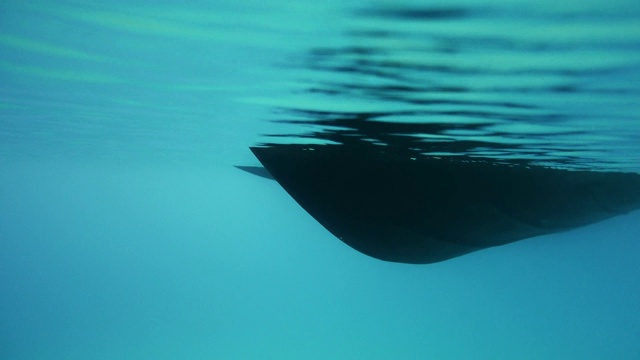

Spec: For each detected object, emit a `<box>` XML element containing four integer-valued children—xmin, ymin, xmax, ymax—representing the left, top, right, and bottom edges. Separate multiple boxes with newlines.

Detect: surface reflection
<box><xmin>258</xmin><ymin>3</ymin><xmax>640</xmax><ymax>172</ymax></box>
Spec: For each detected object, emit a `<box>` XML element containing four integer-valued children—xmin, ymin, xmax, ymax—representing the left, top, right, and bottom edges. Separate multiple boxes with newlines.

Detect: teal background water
<box><xmin>1</xmin><ymin>0</ymin><xmax>639</xmax><ymax>359</ymax></box>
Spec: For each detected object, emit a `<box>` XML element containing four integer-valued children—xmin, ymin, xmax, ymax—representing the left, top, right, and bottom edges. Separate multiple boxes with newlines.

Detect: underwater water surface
<box><xmin>1</xmin><ymin>0</ymin><xmax>639</xmax><ymax>359</ymax></box>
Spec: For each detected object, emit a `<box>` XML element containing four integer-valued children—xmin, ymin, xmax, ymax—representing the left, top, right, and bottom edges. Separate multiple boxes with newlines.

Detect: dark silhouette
<box><xmin>248</xmin><ymin>143</ymin><xmax>640</xmax><ymax>263</ymax></box>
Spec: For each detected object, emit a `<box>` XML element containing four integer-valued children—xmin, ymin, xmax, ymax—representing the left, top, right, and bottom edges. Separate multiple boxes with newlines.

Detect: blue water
<box><xmin>1</xmin><ymin>0</ymin><xmax>639</xmax><ymax>359</ymax></box>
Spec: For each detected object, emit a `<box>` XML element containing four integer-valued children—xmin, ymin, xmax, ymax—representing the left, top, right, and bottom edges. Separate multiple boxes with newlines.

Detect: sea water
<box><xmin>1</xmin><ymin>0</ymin><xmax>639</xmax><ymax>359</ymax></box>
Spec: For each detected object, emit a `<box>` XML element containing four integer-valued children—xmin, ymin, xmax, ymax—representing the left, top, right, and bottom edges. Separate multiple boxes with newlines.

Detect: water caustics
<box><xmin>243</xmin><ymin>1</ymin><xmax>640</xmax><ymax>263</ymax></box>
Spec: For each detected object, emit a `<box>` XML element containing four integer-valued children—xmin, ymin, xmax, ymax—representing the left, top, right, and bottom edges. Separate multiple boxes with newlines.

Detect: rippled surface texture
<box><xmin>1</xmin><ymin>0</ymin><xmax>639</xmax><ymax>359</ymax></box>
<box><xmin>256</xmin><ymin>1</ymin><xmax>640</xmax><ymax>172</ymax></box>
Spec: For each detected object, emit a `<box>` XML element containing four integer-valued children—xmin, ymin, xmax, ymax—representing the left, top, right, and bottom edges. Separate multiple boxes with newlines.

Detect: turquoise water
<box><xmin>1</xmin><ymin>0</ymin><xmax>639</xmax><ymax>359</ymax></box>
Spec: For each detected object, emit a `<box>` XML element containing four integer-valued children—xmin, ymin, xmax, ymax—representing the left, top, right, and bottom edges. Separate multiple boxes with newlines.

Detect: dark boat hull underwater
<box><xmin>245</xmin><ymin>144</ymin><xmax>640</xmax><ymax>264</ymax></box>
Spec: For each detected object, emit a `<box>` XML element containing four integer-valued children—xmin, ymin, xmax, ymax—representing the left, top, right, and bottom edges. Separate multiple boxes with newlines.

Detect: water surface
<box><xmin>1</xmin><ymin>0</ymin><xmax>639</xmax><ymax>359</ymax></box>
